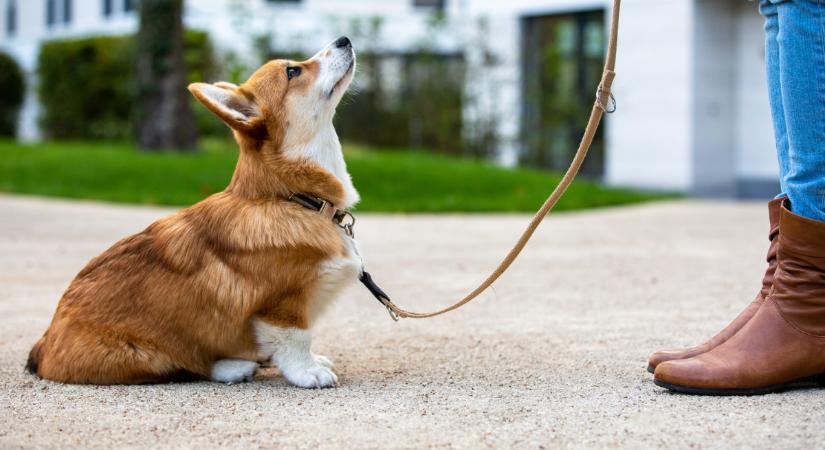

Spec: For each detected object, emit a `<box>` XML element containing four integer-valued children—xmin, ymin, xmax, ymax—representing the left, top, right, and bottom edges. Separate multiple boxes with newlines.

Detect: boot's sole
<box><xmin>646</xmin><ymin>365</ymin><xmax>655</xmax><ymax>374</ymax></box>
<box><xmin>654</xmin><ymin>374</ymin><xmax>825</xmax><ymax>396</ymax></box>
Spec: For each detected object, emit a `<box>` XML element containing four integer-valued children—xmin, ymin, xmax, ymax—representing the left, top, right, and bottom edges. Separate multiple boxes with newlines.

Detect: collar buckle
<box><xmin>290</xmin><ymin>192</ymin><xmax>356</xmax><ymax>237</ymax></box>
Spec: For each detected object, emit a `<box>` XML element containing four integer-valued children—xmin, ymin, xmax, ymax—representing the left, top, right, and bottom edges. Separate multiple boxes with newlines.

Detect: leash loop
<box><xmin>596</xmin><ymin>88</ymin><xmax>617</xmax><ymax>114</ymax></box>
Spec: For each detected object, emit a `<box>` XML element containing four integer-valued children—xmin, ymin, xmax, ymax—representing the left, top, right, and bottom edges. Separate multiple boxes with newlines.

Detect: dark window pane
<box><xmin>6</xmin><ymin>0</ymin><xmax>16</xmax><ymax>35</ymax></box>
<box><xmin>103</xmin><ymin>0</ymin><xmax>112</xmax><ymax>16</ymax></box>
<box><xmin>413</xmin><ymin>0</ymin><xmax>444</xmax><ymax>9</ymax></box>
<box><xmin>520</xmin><ymin>10</ymin><xmax>606</xmax><ymax>176</ymax></box>
<box><xmin>46</xmin><ymin>0</ymin><xmax>56</xmax><ymax>26</ymax></box>
<box><xmin>124</xmin><ymin>0</ymin><xmax>135</xmax><ymax>12</ymax></box>
<box><xmin>63</xmin><ymin>0</ymin><xmax>71</xmax><ymax>23</ymax></box>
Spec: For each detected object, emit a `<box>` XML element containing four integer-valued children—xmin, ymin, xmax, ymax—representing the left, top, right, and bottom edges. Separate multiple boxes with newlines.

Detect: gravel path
<box><xmin>1</xmin><ymin>194</ymin><xmax>822</xmax><ymax>449</ymax></box>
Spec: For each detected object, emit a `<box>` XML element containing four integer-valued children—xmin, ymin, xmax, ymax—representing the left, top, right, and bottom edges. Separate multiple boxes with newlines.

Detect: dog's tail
<box><xmin>26</xmin><ymin>337</ymin><xmax>45</xmax><ymax>375</ymax></box>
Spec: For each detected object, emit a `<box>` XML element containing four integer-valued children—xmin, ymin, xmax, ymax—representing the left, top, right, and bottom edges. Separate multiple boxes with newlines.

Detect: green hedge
<box><xmin>38</xmin><ymin>35</ymin><xmax>134</xmax><ymax>139</ymax></box>
<box><xmin>0</xmin><ymin>51</ymin><xmax>25</xmax><ymax>137</ymax></box>
<box><xmin>37</xmin><ymin>30</ymin><xmax>216</xmax><ymax>141</ymax></box>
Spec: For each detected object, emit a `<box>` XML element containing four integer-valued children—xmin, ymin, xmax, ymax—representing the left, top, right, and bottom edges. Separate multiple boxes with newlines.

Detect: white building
<box><xmin>0</xmin><ymin>0</ymin><xmax>778</xmax><ymax>197</ymax></box>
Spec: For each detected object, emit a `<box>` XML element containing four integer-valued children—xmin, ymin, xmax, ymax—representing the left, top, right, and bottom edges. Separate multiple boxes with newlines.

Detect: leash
<box><xmin>293</xmin><ymin>0</ymin><xmax>621</xmax><ymax>321</ymax></box>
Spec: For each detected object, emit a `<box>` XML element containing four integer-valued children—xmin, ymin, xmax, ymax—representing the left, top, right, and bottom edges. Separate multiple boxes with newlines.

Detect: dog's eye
<box><xmin>286</xmin><ymin>67</ymin><xmax>301</xmax><ymax>80</ymax></box>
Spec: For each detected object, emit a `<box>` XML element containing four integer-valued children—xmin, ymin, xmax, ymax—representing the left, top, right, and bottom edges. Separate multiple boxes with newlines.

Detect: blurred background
<box><xmin>0</xmin><ymin>0</ymin><xmax>778</xmax><ymax>213</ymax></box>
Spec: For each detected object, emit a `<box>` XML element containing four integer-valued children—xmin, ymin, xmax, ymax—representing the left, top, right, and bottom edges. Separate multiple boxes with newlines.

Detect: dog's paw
<box><xmin>312</xmin><ymin>353</ymin><xmax>334</xmax><ymax>369</ymax></box>
<box><xmin>210</xmin><ymin>359</ymin><xmax>259</xmax><ymax>384</ymax></box>
<box><xmin>281</xmin><ymin>362</ymin><xmax>338</xmax><ymax>389</ymax></box>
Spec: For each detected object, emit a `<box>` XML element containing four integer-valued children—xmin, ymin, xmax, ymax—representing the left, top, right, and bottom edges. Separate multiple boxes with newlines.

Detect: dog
<box><xmin>26</xmin><ymin>37</ymin><xmax>360</xmax><ymax>388</ymax></box>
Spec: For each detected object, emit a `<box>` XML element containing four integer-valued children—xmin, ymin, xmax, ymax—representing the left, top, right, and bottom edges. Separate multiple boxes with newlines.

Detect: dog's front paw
<box><xmin>312</xmin><ymin>353</ymin><xmax>334</xmax><ymax>369</ymax></box>
<box><xmin>211</xmin><ymin>359</ymin><xmax>259</xmax><ymax>384</ymax></box>
<box><xmin>281</xmin><ymin>362</ymin><xmax>338</xmax><ymax>389</ymax></box>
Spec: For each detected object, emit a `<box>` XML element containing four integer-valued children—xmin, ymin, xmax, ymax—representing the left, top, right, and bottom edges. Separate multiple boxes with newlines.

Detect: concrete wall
<box><xmin>733</xmin><ymin>0</ymin><xmax>779</xmax><ymax>197</ymax></box>
<box><xmin>605</xmin><ymin>0</ymin><xmax>695</xmax><ymax>191</ymax></box>
<box><xmin>692</xmin><ymin>0</ymin><xmax>737</xmax><ymax>197</ymax></box>
<box><xmin>691</xmin><ymin>0</ymin><xmax>777</xmax><ymax>198</ymax></box>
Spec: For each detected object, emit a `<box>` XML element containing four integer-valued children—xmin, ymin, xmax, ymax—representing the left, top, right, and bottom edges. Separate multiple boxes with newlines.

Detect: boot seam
<box><xmin>769</xmin><ymin>298</ymin><xmax>825</xmax><ymax>339</ymax></box>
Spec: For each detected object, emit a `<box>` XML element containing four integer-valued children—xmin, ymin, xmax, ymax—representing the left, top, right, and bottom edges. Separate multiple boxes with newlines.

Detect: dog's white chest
<box><xmin>307</xmin><ymin>231</ymin><xmax>362</xmax><ymax>325</ymax></box>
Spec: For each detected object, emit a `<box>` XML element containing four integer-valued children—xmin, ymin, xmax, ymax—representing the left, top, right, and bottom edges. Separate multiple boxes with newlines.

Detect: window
<box><xmin>103</xmin><ymin>0</ymin><xmax>112</xmax><ymax>17</ymax></box>
<box><xmin>46</xmin><ymin>0</ymin><xmax>56</xmax><ymax>26</ymax></box>
<box><xmin>62</xmin><ymin>0</ymin><xmax>71</xmax><ymax>23</ymax></box>
<box><xmin>124</xmin><ymin>0</ymin><xmax>136</xmax><ymax>12</ymax></box>
<box><xmin>521</xmin><ymin>10</ymin><xmax>606</xmax><ymax>175</ymax></box>
<box><xmin>5</xmin><ymin>0</ymin><xmax>16</xmax><ymax>36</ymax></box>
<box><xmin>44</xmin><ymin>0</ymin><xmax>74</xmax><ymax>28</ymax></box>
<box><xmin>413</xmin><ymin>0</ymin><xmax>444</xmax><ymax>9</ymax></box>
<box><xmin>265</xmin><ymin>0</ymin><xmax>302</xmax><ymax>4</ymax></box>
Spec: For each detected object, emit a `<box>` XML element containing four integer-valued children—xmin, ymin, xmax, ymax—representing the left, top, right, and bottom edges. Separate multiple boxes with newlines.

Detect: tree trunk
<box><xmin>135</xmin><ymin>0</ymin><xmax>198</xmax><ymax>151</ymax></box>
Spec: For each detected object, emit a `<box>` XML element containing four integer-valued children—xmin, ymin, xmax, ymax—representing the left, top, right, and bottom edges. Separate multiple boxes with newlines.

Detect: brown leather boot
<box><xmin>654</xmin><ymin>202</ymin><xmax>825</xmax><ymax>395</ymax></box>
<box><xmin>646</xmin><ymin>198</ymin><xmax>782</xmax><ymax>373</ymax></box>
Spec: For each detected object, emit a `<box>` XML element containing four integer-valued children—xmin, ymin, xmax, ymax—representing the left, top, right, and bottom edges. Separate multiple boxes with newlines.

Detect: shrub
<box><xmin>38</xmin><ymin>35</ymin><xmax>134</xmax><ymax>140</ymax></box>
<box><xmin>0</xmin><ymin>51</ymin><xmax>25</xmax><ymax>137</ymax></box>
<box><xmin>37</xmin><ymin>30</ymin><xmax>216</xmax><ymax>141</ymax></box>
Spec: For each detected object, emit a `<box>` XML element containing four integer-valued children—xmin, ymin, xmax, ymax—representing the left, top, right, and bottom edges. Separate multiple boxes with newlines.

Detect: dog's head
<box><xmin>189</xmin><ymin>36</ymin><xmax>355</xmax><ymax>148</ymax></box>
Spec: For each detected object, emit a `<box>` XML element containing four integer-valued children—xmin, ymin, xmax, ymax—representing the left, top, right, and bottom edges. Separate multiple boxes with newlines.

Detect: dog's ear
<box><xmin>213</xmin><ymin>81</ymin><xmax>240</xmax><ymax>90</ymax></box>
<box><xmin>188</xmin><ymin>82</ymin><xmax>265</xmax><ymax>135</ymax></box>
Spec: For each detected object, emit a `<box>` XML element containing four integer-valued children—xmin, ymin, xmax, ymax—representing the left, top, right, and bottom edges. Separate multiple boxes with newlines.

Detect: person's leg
<box><xmin>763</xmin><ymin>0</ymin><xmax>793</xmax><ymax>196</ymax></box>
<box><xmin>778</xmin><ymin>0</ymin><xmax>825</xmax><ymax>220</ymax></box>
<box><xmin>644</xmin><ymin>0</ymin><xmax>787</xmax><ymax>373</ymax></box>
<box><xmin>653</xmin><ymin>0</ymin><xmax>825</xmax><ymax>395</ymax></box>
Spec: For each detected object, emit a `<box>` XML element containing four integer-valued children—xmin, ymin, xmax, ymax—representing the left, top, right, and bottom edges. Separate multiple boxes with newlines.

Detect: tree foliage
<box><xmin>0</xmin><ymin>51</ymin><xmax>26</xmax><ymax>137</ymax></box>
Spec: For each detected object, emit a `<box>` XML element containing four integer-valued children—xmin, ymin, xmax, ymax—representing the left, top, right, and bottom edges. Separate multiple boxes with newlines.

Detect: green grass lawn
<box><xmin>0</xmin><ymin>139</ymin><xmax>671</xmax><ymax>212</ymax></box>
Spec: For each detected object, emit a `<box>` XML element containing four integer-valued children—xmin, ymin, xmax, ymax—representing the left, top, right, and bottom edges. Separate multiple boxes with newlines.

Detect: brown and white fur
<box><xmin>26</xmin><ymin>37</ymin><xmax>360</xmax><ymax>388</ymax></box>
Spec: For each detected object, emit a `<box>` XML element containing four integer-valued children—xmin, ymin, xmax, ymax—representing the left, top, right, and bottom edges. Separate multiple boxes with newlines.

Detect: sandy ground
<box><xmin>1</xmin><ymin>194</ymin><xmax>823</xmax><ymax>449</ymax></box>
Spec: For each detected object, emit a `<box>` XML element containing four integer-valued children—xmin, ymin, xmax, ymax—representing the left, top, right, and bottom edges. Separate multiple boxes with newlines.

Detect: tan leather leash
<box><xmin>370</xmin><ymin>0</ymin><xmax>622</xmax><ymax>320</ymax></box>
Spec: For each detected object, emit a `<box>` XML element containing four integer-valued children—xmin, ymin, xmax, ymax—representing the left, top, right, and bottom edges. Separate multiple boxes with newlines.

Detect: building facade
<box><xmin>0</xmin><ymin>0</ymin><xmax>778</xmax><ymax>197</ymax></box>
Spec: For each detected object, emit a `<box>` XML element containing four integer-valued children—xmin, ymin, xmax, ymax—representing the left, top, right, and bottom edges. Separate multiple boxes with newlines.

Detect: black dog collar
<box><xmin>288</xmin><ymin>192</ymin><xmax>355</xmax><ymax>236</ymax></box>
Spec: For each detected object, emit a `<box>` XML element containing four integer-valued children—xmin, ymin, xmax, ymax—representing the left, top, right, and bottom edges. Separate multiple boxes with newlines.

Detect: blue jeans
<box><xmin>760</xmin><ymin>0</ymin><xmax>825</xmax><ymax>221</ymax></box>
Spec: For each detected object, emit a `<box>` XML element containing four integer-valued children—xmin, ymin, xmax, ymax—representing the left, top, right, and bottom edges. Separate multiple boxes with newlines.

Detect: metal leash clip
<box><xmin>382</xmin><ymin>301</ymin><xmax>400</xmax><ymax>322</ymax></box>
<box><xmin>334</xmin><ymin>210</ymin><xmax>356</xmax><ymax>238</ymax></box>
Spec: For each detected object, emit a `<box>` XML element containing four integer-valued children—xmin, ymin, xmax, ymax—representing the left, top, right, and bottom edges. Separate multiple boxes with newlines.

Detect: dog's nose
<box><xmin>335</xmin><ymin>36</ymin><xmax>351</xmax><ymax>48</ymax></box>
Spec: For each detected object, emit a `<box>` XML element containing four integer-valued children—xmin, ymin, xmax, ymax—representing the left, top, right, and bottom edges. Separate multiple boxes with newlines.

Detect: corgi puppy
<box><xmin>26</xmin><ymin>37</ymin><xmax>361</xmax><ymax>388</ymax></box>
